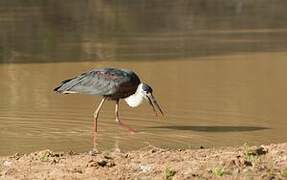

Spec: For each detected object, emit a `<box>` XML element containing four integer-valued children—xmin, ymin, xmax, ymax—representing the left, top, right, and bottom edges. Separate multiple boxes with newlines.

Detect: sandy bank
<box><xmin>1</xmin><ymin>143</ymin><xmax>287</xmax><ymax>179</ymax></box>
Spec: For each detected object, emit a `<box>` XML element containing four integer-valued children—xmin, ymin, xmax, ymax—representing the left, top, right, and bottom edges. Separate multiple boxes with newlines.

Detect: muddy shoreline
<box><xmin>1</xmin><ymin>143</ymin><xmax>287</xmax><ymax>179</ymax></box>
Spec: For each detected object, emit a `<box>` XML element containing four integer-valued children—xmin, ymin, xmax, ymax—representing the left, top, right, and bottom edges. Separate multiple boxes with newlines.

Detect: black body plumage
<box><xmin>54</xmin><ymin>68</ymin><xmax>141</xmax><ymax>100</ymax></box>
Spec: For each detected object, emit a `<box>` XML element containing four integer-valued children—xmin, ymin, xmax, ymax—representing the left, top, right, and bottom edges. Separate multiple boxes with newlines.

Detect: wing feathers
<box><xmin>54</xmin><ymin>68</ymin><xmax>140</xmax><ymax>99</ymax></box>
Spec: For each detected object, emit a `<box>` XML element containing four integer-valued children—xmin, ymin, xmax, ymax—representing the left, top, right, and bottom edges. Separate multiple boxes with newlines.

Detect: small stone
<box><xmin>89</xmin><ymin>150</ymin><xmax>100</xmax><ymax>156</ymax></box>
<box><xmin>244</xmin><ymin>160</ymin><xmax>252</xmax><ymax>167</ymax></box>
<box><xmin>68</xmin><ymin>151</ymin><xmax>78</xmax><ymax>156</ymax></box>
<box><xmin>9</xmin><ymin>153</ymin><xmax>23</xmax><ymax>160</ymax></box>
<box><xmin>3</xmin><ymin>160</ymin><xmax>12</xmax><ymax>167</ymax></box>
<box><xmin>87</xmin><ymin>162</ymin><xmax>98</xmax><ymax>167</ymax></box>
<box><xmin>151</xmin><ymin>149</ymin><xmax>157</xmax><ymax>153</ymax></box>
<box><xmin>192</xmin><ymin>174</ymin><xmax>199</xmax><ymax>177</ymax></box>
<box><xmin>207</xmin><ymin>169</ymin><xmax>213</xmax><ymax>173</ymax></box>
<box><xmin>107</xmin><ymin>161</ymin><xmax>116</xmax><ymax>167</ymax></box>
<box><xmin>50</xmin><ymin>159</ymin><xmax>59</xmax><ymax>164</ymax></box>
<box><xmin>255</xmin><ymin>147</ymin><xmax>268</xmax><ymax>156</ymax></box>
<box><xmin>139</xmin><ymin>164</ymin><xmax>152</xmax><ymax>173</ymax></box>
<box><xmin>104</xmin><ymin>155</ymin><xmax>113</xmax><ymax>160</ymax></box>
<box><xmin>97</xmin><ymin>160</ymin><xmax>108</xmax><ymax>167</ymax></box>
<box><xmin>52</xmin><ymin>152</ymin><xmax>64</xmax><ymax>157</ymax></box>
<box><xmin>71</xmin><ymin>168</ymin><xmax>83</xmax><ymax>174</ymax></box>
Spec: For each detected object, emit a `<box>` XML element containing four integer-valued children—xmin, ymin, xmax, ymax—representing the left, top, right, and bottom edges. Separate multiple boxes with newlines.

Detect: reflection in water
<box><xmin>1</xmin><ymin>1</ymin><xmax>287</xmax><ymax>155</ymax></box>
<box><xmin>1</xmin><ymin>53</ymin><xmax>287</xmax><ymax>155</ymax></box>
<box><xmin>1</xmin><ymin>0</ymin><xmax>287</xmax><ymax>63</ymax></box>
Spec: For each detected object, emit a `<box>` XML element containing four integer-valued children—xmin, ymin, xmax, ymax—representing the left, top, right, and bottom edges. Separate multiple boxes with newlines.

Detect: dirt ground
<box><xmin>0</xmin><ymin>143</ymin><xmax>287</xmax><ymax>180</ymax></box>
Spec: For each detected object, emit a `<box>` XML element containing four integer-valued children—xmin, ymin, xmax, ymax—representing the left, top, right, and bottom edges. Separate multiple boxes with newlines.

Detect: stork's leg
<box><xmin>93</xmin><ymin>97</ymin><xmax>106</xmax><ymax>152</ymax></box>
<box><xmin>115</xmin><ymin>99</ymin><xmax>136</xmax><ymax>133</ymax></box>
<box><xmin>93</xmin><ymin>97</ymin><xmax>107</xmax><ymax>132</ymax></box>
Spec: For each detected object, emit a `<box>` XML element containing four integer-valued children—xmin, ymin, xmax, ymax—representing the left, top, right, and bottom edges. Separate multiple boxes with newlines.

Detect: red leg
<box><xmin>93</xmin><ymin>97</ymin><xmax>106</xmax><ymax>147</ymax></box>
<box><xmin>115</xmin><ymin>99</ymin><xmax>136</xmax><ymax>133</ymax></box>
<box><xmin>93</xmin><ymin>97</ymin><xmax>106</xmax><ymax>132</ymax></box>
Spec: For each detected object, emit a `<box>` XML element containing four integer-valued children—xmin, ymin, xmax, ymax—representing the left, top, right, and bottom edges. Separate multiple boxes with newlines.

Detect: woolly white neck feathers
<box><xmin>125</xmin><ymin>83</ymin><xmax>145</xmax><ymax>107</ymax></box>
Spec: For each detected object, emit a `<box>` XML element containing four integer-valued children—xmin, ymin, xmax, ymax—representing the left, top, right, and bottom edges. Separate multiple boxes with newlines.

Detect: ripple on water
<box><xmin>2</xmin><ymin>53</ymin><xmax>287</xmax><ymax>155</ymax></box>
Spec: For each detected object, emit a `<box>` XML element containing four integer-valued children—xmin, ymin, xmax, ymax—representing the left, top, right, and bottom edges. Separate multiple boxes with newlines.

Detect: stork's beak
<box><xmin>146</xmin><ymin>93</ymin><xmax>164</xmax><ymax>117</ymax></box>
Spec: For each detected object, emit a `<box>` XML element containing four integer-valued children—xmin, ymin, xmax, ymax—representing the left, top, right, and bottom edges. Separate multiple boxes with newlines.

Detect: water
<box><xmin>1</xmin><ymin>0</ymin><xmax>287</xmax><ymax>155</ymax></box>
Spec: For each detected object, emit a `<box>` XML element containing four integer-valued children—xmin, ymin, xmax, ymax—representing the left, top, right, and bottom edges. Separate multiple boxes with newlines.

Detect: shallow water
<box><xmin>1</xmin><ymin>1</ymin><xmax>287</xmax><ymax>155</ymax></box>
<box><xmin>1</xmin><ymin>53</ymin><xmax>287</xmax><ymax>155</ymax></box>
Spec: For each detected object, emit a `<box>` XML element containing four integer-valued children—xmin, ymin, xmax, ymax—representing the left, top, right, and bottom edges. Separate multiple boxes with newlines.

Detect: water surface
<box><xmin>1</xmin><ymin>53</ymin><xmax>287</xmax><ymax>155</ymax></box>
<box><xmin>1</xmin><ymin>0</ymin><xmax>287</xmax><ymax>155</ymax></box>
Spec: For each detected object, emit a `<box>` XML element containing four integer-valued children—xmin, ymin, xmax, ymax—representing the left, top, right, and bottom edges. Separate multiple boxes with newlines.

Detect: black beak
<box><xmin>146</xmin><ymin>93</ymin><xmax>164</xmax><ymax>117</ymax></box>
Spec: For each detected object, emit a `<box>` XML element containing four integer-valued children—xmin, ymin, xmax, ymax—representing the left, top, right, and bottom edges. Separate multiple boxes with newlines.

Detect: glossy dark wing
<box><xmin>54</xmin><ymin>68</ymin><xmax>141</xmax><ymax>99</ymax></box>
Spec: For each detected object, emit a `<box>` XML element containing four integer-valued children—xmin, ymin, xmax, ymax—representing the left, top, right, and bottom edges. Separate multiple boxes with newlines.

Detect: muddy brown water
<box><xmin>1</xmin><ymin>54</ymin><xmax>287</xmax><ymax>155</ymax></box>
<box><xmin>1</xmin><ymin>1</ymin><xmax>287</xmax><ymax>155</ymax></box>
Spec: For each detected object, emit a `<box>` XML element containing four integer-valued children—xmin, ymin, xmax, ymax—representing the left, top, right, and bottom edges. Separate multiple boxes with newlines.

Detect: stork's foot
<box><xmin>120</xmin><ymin>122</ymin><xmax>137</xmax><ymax>134</ymax></box>
<box><xmin>116</xmin><ymin>119</ymin><xmax>137</xmax><ymax>133</ymax></box>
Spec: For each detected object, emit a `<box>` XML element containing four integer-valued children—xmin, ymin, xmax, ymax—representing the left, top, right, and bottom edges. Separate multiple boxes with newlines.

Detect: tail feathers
<box><xmin>54</xmin><ymin>78</ymin><xmax>74</xmax><ymax>94</ymax></box>
<box><xmin>53</xmin><ymin>85</ymin><xmax>66</xmax><ymax>93</ymax></box>
<box><xmin>53</xmin><ymin>86</ymin><xmax>61</xmax><ymax>92</ymax></box>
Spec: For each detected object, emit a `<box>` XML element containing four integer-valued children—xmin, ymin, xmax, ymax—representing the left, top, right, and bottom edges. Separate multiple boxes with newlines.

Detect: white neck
<box><xmin>125</xmin><ymin>83</ymin><xmax>145</xmax><ymax>107</ymax></box>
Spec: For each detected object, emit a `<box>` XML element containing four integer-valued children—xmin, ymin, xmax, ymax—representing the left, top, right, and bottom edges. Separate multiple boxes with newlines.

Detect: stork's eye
<box><xmin>142</xmin><ymin>83</ymin><xmax>153</xmax><ymax>93</ymax></box>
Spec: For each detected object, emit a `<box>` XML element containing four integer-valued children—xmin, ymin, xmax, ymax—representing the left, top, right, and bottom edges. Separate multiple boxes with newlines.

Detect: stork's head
<box><xmin>125</xmin><ymin>83</ymin><xmax>164</xmax><ymax>117</ymax></box>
